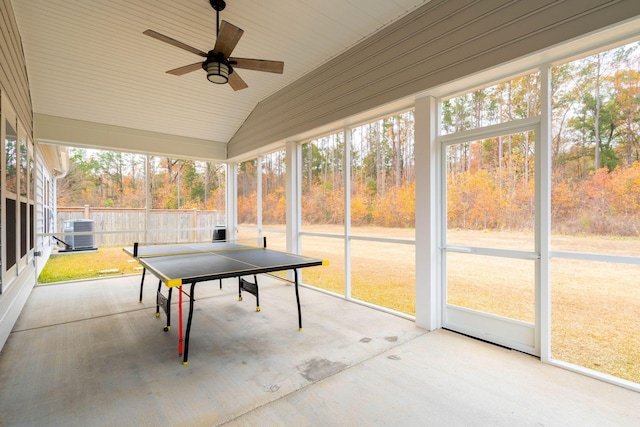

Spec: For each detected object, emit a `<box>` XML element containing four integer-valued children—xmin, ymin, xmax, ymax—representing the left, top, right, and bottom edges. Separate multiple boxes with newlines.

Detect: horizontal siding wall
<box><xmin>0</xmin><ymin>0</ymin><xmax>36</xmax><ymax>352</ymax></box>
<box><xmin>0</xmin><ymin>0</ymin><xmax>32</xmax><ymax>135</ymax></box>
<box><xmin>228</xmin><ymin>0</ymin><xmax>640</xmax><ymax>158</ymax></box>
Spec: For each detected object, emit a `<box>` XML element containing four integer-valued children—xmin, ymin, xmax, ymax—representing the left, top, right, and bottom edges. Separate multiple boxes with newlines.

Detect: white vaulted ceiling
<box><xmin>12</xmin><ymin>0</ymin><xmax>429</xmax><ymax>155</ymax></box>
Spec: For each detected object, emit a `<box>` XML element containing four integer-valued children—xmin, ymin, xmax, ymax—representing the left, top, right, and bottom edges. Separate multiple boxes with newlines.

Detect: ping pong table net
<box><xmin>132</xmin><ymin>237</ymin><xmax>268</xmax><ymax>258</ymax></box>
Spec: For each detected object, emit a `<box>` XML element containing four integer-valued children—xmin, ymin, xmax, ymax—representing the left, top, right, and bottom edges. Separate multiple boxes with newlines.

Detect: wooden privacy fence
<box><xmin>57</xmin><ymin>207</ymin><xmax>226</xmax><ymax>247</ymax></box>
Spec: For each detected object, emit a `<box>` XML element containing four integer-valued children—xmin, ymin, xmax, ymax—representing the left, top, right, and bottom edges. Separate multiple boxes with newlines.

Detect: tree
<box><xmin>612</xmin><ymin>69</ymin><xmax>640</xmax><ymax>165</ymax></box>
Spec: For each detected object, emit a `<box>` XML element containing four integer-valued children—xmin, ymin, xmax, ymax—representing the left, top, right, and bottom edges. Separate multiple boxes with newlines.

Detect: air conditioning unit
<box><xmin>64</xmin><ymin>219</ymin><xmax>96</xmax><ymax>250</ymax></box>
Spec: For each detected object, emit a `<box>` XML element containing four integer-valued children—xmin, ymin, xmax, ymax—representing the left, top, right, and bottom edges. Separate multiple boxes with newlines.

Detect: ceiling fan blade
<box><xmin>166</xmin><ymin>62</ymin><xmax>203</xmax><ymax>76</ymax></box>
<box><xmin>214</xmin><ymin>20</ymin><xmax>244</xmax><ymax>57</ymax></box>
<box><xmin>228</xmin><ymin>71</ymin><xmax>248</xmax><ymax>91</ymax></box>
<box><xmin>230</xmin><ymin>58</ymin><xmax>284</xmax><ymax>74</ymax></box>
<box><xmin>143</xmin><ymin>29</ymin><xmax>207</xmax><ymax>57</ymax></box>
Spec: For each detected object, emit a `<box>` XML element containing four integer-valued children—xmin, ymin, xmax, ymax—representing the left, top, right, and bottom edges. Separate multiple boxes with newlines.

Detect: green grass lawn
<box><xmin>38</xmin><ymin>247</ymin><xmax>141</xmax><ymax>283</ymax></box>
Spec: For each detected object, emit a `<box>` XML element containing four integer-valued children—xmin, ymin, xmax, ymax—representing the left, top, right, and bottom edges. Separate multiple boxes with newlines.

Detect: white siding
<box><xmin>0</xmin><ymin>0</ymin><xmax>37</xmax><ymax>350</ymax></box>
<box><xmin>0</xmin><ymin>0</ymin><xmax>32</xmax><ymax>135</ymax></box>
<box><xmin>34</xmin><ymin>151</ymin><xmax>56</xmax><ymax>276</ymax></box>
<box><xmin>228</xmin><ymin>0</ymin><xmax>640</xmax><ymax>158</ymax></box>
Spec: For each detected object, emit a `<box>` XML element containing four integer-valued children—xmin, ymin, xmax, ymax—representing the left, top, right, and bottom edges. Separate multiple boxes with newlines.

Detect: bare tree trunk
<box><xmin>594</xmin><ymin>54</ymin><xmax>602</xmax><ymax>170</ymax></box>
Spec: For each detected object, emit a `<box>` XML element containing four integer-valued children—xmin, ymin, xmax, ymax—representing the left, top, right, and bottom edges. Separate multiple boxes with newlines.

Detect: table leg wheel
<box><xmin>155</xmin><ymin>312</ymin><xmax>160</xmax><ymax>318</ymax></box>
<box><xmin>238</xmin><ymin>296</ymin><xmax>243</xmax><ymax>301</ymax></box>
<box><xmin>182</xmin><ymin>361</ymin><xmax>189</xmax><ymax>366</ymax></box>
<box><xmin>164</xmin><ymin>326</ymin><xmax>170</xmax><ymax>332</ymax></box>
<box><xmin>256</xmin><ymin>306</ymin><xmax>261</xmax><ymax>312</ymax></box>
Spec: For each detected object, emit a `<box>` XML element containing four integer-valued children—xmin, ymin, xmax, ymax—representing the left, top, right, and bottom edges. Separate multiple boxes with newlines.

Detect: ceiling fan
<box><xmin>143</xmin><ymin>0</ymin><xmax>284</xmax><ymax>90</ymax></box>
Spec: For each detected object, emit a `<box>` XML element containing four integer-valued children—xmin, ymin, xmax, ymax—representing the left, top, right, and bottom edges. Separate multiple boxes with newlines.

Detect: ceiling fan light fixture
<box><xmin>205</xmin><ymin>59</ymin><xmax>230</xmax><ymax>84</ymax></box>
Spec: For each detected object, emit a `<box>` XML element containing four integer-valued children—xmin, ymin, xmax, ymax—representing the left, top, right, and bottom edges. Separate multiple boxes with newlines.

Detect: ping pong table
<box><xmin>124</xmin><ymin>238</ymin><xmax>326</xmax><ymax>365</ymax></box>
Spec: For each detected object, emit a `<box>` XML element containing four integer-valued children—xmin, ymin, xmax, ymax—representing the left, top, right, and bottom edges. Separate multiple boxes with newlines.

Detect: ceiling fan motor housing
<box><xmin>210</xmin><ymin>0</ymin><xmax>226</xmax><ymax>12</ymax></box>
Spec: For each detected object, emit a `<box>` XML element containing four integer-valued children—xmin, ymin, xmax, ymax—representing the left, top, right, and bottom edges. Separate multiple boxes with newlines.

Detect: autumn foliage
<box><xmin>552</xmin><ymin>163</ymin><xmax>640</xmax><ymax>235</ymax></box>
<box><xmin>58</xmin><ymin>43</ymin><xmax>639</xmax><ymax>239</ymax></box>
<box><xmin>58</xmin><ymin>151</ymin><xmax>226</xmax><ymax>211</ymax></box>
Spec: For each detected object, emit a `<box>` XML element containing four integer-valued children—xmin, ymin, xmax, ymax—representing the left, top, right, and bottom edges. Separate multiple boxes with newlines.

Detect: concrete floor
<box><xmin>0</xmin><ymin>274</ymin><xmax>638</xmax><ymax>426</ymax></box>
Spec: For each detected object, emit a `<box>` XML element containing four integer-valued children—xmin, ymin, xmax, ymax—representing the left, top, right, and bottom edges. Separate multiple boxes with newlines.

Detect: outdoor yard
<box><xmin>38</xmin><ymin>229</ymin><xmax>639</xmax><ymax>384</ymax></box>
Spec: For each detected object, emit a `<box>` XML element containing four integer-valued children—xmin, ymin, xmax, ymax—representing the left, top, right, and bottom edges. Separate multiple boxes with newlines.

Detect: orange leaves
<box><xmin>350</xmin><ymin>192</ymin><xmax>371</xmax><ymax>226</ymax></box>
<box><xmin>551</xmin><ymin>162</ymin><xmax>640</xmax><ymax>235</ymax></box>
<box><xmin>263</xmin><ymin>188</ymin><xmax>286</xmax><ymax>225</ymax></box>
<box><xmin>551</xmin><ymin>171</ymin><xmax>580</xmax><ymax>221</ymax></box>
<box><xmin>447</xmin><ymin>170</ymin><xmax>506</xmax><ymax>230</ymax></box>
<box><xmin>599</xmin><ymin>162</ymin><xmax>640</xmax><ymax>216</ymax></box>
<box><xmin>300</xmin><ymin>180</ymin><xmax>415</xmax><ymax>228</ymax></box>
<box><xmin>446</xmin><ymin>163</ymin><xmax>640</xmax><ymax>235</ymax></box>
<box><xmin>237</xmin><ymin>192</ymin><xmax>257</xmax><ymax>224</ymax></box>
<box><xmin>370</xmin><ymin>183</ymin><xmax>415</xmax><ymax>227</ymax></box>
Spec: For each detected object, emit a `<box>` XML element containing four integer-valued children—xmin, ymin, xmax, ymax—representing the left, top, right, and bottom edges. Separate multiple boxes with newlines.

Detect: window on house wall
<box><xmin>45</xmin><ymin>175</ymin><xmax>54</xmax><ymax>247</ymax></box>
<box><xmin>19</xmin><ymin>135</ymin><xmax>27</xmax><ymax>259</ymax></box>
<box><xmin>43</xmin><ymin>174</ymin><xmax>50</xmax><ymax>238</ymax></box>
<box><xmin>0</xmin><ymin>120</ymin><xmax>3</xmax><ymax>290</ymax></box>
<box><xmin>28</xmin><ymin>140</ymin><xmax>35</xmax><ymax>253</ymax></box>
<box><xmin>5</xmin><ymin>118</ymin><xmax>17</xmax><ymax>273</ymax></box>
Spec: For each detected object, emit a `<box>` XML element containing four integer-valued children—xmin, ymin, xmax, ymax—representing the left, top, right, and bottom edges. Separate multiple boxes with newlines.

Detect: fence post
<box><xmin>84</xmin><ymin>204</ymin><xmax>90</xmax><ymax>219</ymax></box>
<box><xmin>193</xmin><ymin>208</ymin><xmax>197</xmax><ymax>242</ymax></box>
